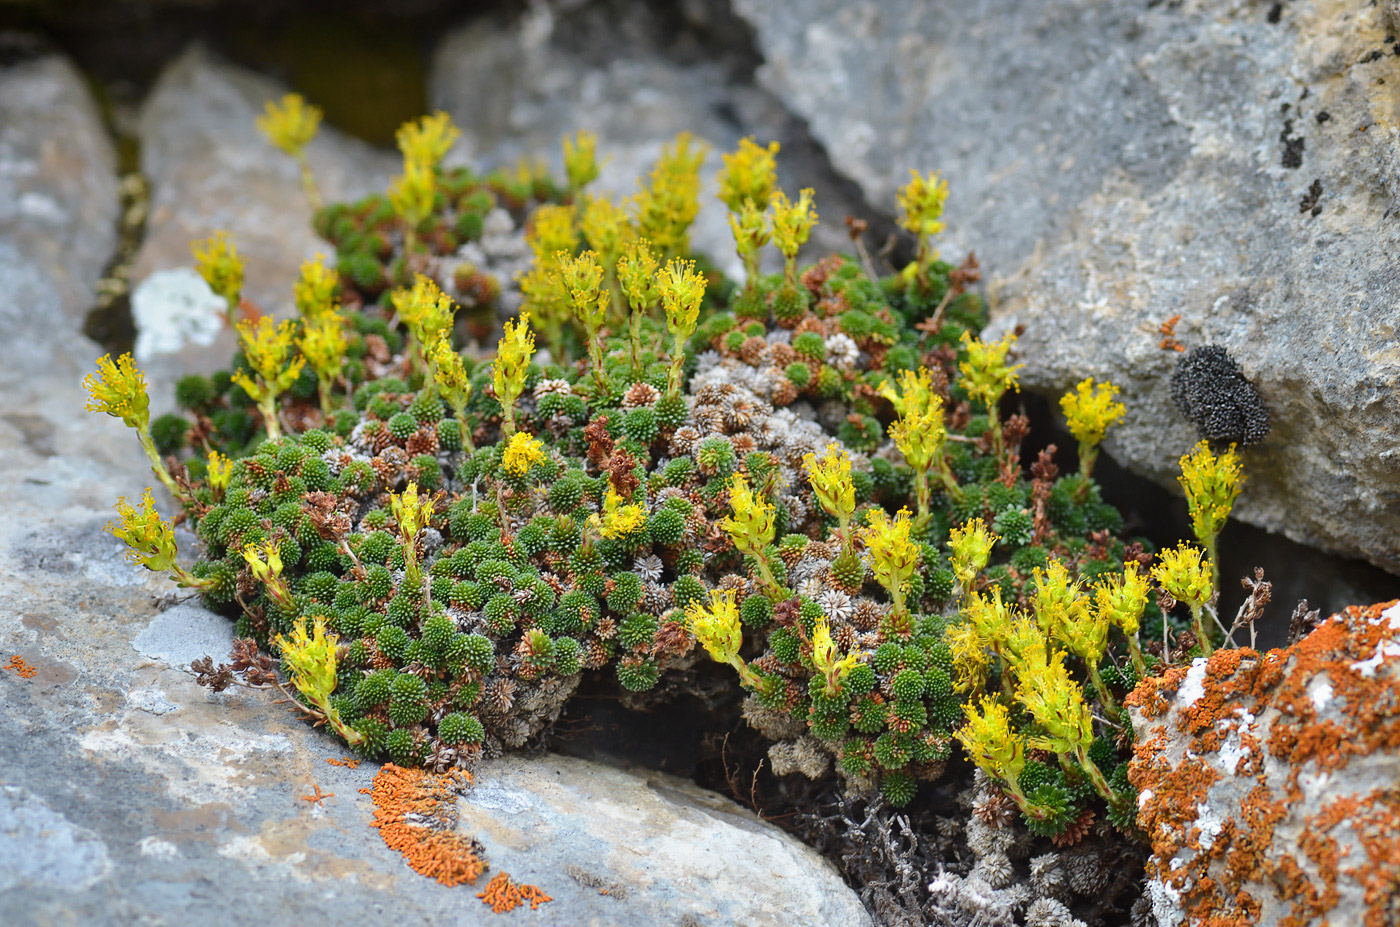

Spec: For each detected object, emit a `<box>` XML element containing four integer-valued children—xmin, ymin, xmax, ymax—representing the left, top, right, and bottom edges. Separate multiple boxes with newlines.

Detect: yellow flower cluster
<box><xmin>527</xmin><ymin>204</ymin><xmax>580</xmax><ymax>261</ymax></box>
<box><xmin>273</xmin><ymin>615</ymin><xmax>362</xmax><ymax>745</ymax></box>
<box><xmin>231</xmin><ymin>317</ymin><xmax>305</xmax><ymax>439</ymax></box>
<box><xmin>657</xmin><ymin>257</ymin><xmax>707</xmax><ymax>396</ymax></box>
<box><xmin>394</xmin><ymin>275</ymin><xmax>455</xmax><ymax>354</ymax></box>
<box><xmin>428</xmin><ymin>338</ymin><xmax>473</xmax><ymax>449</ymax></box>
<box><xmin>190</xmin><ymin>230</ymin><xmax>244</xmax><ymax>317</ymax></box>
<box><xmin>501</xmin><ymin>431</ymin><xmax>546</xmax><ymax>476</ymax></box>
<box><xmin>727</xmin><ymin>199</ymin><xmax>771</xmax><ymax>286</ymax></box>
<box><xmin>492</xmin><ymin>312</ymin><xmax>535</xmax><ymax>436</ymax></box>
<box><xmin>205</xmin><ymin>451</ymin><xmax>232</xmax><ymax>495</ymax></box>
<box><xmin>947</xmin><ymin>517</ymin><xmax>997</xmax><ymax>600</ymax></box>
<box><xmin>84</xmin><ymin>352</ymin><xmax>149</xmax><ymax>429</ymax></box>
<box><xmin>1060</xmin><ymin>378</ymin><xmax>1126</xmax><ymax>479</ymax></box>
<box><xmin>580</xmin><ymin>195</ymin><xmax>634</xmax><ymax>274</ymax></box>
<box><xmin>803</xmin><ymin>443</ymin><xmax>856</xmax><ymax>528</ymax></box>
<box><xmin>389</xmin><ymin>481</ymin><xmax>436</xmax><ymax>588</ymax></box>
<box><xmin>107</xmin><ymin>490</ymin><xmax>180</xmax><ymax>577</ymax></box>
<box><xmin>1012</xmin><ymin>643</ymin><xmax>1095</xmax><ymax>760</ymax></box>
<box><xmin>884</xmin><ymin>367</ymin><xmax>953</xmax><ymax>519</ymax></box>
<box><xmin>562</xmin><ymin>130</ymin><xmax>600</xmax><ymax>191</ymax></box>
<box><xmin>633</xmin><ymin>132</ymin><xmax>706</xmax><ymax>258</ymax></box>
<box><xmin>861</xmin><ymin>507</ymin><xmax>919</xmax><ymax>632</ymax></box>
<box><xmin>388</xmin><ymin>159</ymin><xmax>436</xmax><ymax>236</ymax></box>
<box><xmin>257</xmin><ymin>93</ymin><xmax>321</xmax><ymax>157</ymax></box>
<box><xmin>958</xmin><ymin>330</ymin><xmax>1022</xmax><ymax>410</ymax></box>
<box><xmin>956</xmin><ymin>696</ymin><xmax>1027</xmax><ymax>788</ymax></box>
<box><xmin>685</xmin><ymin>588</ymin><xmax>762</xmax><ymax>689</ymax></box>
<box><xmin>810</xmin><ymin>613</ymin><xmax>864</xmax><ymax>697</ymax></box>
<box><xmin>770</xmin><ymin>187</ymin><xmax>818</xmax><ymax>287</ymax></box>
<box><xmin>716</xmin><ymin>136</ymin><xmax>780</xmax><ymax>213</ymax></box>
<box><xmin>396</xmin><ymin>111</ymin><xmax>459</xmax><ymax>170</ymax></box>
<box><xmin>1178</xmin><ymin>440</ymin><xmax>1243</xmax><ymax>551</ymax></box>
<box><xmin>720</xmin><ymin>473</ymin><xmax>776</xmax><ymax>557</ymax></box>
<box><xmin>593</xmin><ymin>486</ymin><xmax>647</xmax><ymax>540</ymax></box>
<box><xmin>895</xmin><ymin>170</ymin><xmax>950</xmax><ymax>289</ymax></box>
<box><xmin>556</xmin><ymin>250</ymin><xmax>608</xmax><ymax>331</ymax></box>
<box><xmin>293</xmin><ymin>256</ymin><xmax>339</xmax><ymax>320</ymax></box>
<box><xmin>1152</xmin><ymin>542</ymin><xmax>1215</xmax><ymax>655</ymax></box>
<box><xmin>617</xmin><ymin>239</ymin><xmax>659</xmax><ymax>313</ymax></box>
<box><xmin>300</xmin><ymin>315</ymin><xmax>348</xmax><ymax>414</ymax></box>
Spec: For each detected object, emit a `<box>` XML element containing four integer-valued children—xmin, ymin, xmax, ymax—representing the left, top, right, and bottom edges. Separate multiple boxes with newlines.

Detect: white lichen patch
<box><xmin>1176</xmin><ymin>657</ymin><xmax>1209</xmax><ymax>708</ymax></box>
<box><xmin>131</xmin><ymin>267</ymin><xmax>225</xmax><ymax>361</ymax></box>
<box><xmin>1350</xmin><ymin>639</ymin><xmax>1400</xmax><ymax>678</ymax></box>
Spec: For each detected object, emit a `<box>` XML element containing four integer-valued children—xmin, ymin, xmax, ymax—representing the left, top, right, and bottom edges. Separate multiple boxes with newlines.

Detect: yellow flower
<box><xmin>861</xmin><ymin>507</ymin><xmax>918</xmax><ymax>603</ymax></box>
<box><xmin>389</xmin><ymin>482</ymin><xmax>436</xmax><ymax>542</ymax></box>
<box><xmin>720</xmin><ymin>472</ymin><xmax>776</xmax><ymax>557</ymax></box>
<box><xmin>272</xmin><ymin>614</ymin><xmax>362</xmax><ymax>745</ymax></box>
<box><xmin>241</xmin><ymin>538</ymin><xmax>285</xmax><ymax>586</ymax></box>
<box><xmin>948</xmin><ymin>517</ymin><xmax>997</xmax><ymax>594</ymax></box>
<box><xmin>107</xmin><ymin>490</ymin><xmax>180</xmax><ymax>574</ymax></box>
<box><xmin>633</xmin><ymin>132</ymin><xmax>706</xmax><ymax>257</ymax></box>
<box><xmin>803</xmin><ymin>443</ymin><xmax>856</xmax><ymax>525</ymax></box>
<box><xmin>1032</xmin><ymin>562</ymin><xmax>1107</xmax><ymax>665</ymax></box>
<box><xmin>501</xmin><ymin>431</ymin><xmax>546</xmax><ymax>476</ymax></box>
<box><xmin>1177</xmin><ymin>440</ymin><xmax>1244</xmax><ymax>549</ymax></box>
<box><xmin>683</xmin><ymin>587</ymin><xmax>762</xmax><ymax>688</ymax></box>
<box><xmin>526</xmin><ymin>203</ymin><xmax>579</xmax><ymax>261</ymax></box>
<box><xmin>555</xmin><ymin>250</ymin><xmax>607</xmax><ymax>330</ymax></box>
<box><xmin>657</xmin><ymin>257</ymin><xmax>706</xmax><ymax>341</ymax></box>
<box><xmin>580</xmin><ymin>194</ymin><xmax>635</xmax><ymax>271</ymax></box>
<box><xmin>388</xmin><ymin>158</ymin><xmax>436</xmax><ymax>230</ymax></box>
<box><xmin>256</xmin><ymin>93</ymin><xmax>321</xmax><ymax>156</ymax></box>
<box><xmin>717</xmin><ymin>136</ymin><xmax>780</xmax><ymax>213</ymax></box>
<box><xmin>300</xmin><ymin>314</ymin><xmax>348</xmax><ymax>385</ymax></box>
<box><xmin>1060</xmin><ymin>378</ymin><xmax>1125</xmax><ymax>449</ymax></box>
<box><xmin>958</xmin><ymin>330</ymin><xmax>1022</xmax><ymax>410</ymax></box>
<box><xmin>956</xmin><ymin>696</ymin><xmax>1027</xmax><ymax>786</ymax></box>
<box><xmin>233</xmin><ymin>316</ymin><xmax>306</xmax><ymax>404</ymax></box>
<box><xmin>945</xmin><ymin>621</ymin><xmax>991</xmax><ymax>693</ymax></box>
<box><xmin>811</xmin><ymin>612</ymin><xmax>863</xmax><ymax>697</ymax></box>
<box><xmin>617</xmin><ymin>238</ymin><xmax>659</xmax><ymax>313</ymax></box>
<box><xmin>562</xmin><ymin>129</ymin><xmax>600</xmax><ymax>191</ymax></box>
<box><xmin>727</xmin><ymin>198</ymin><xmax>771</xmax><ymax>282</ymax></box>
<box><xmin>84</xmin><ymin>352</ymin><xmax>149</xmax><ymax>429</ymax></box>
<box><xmin>963</xmin><ymin>587</ymin><xmax>1018</xmax><ymax>650</ymax></box>
<box><xmin>190</xmin><ymin>230</ymin><xmax>244</xmax><ymax>312</ymax></box>
<box><xmin>429</xmin><ymin>338</ymin><xmax>471</xmax><ymax>410</ymax></box>
<box><xmin>1012</xmin><ymin>643</ymin><xmax>1094</xmax><ymax>757</ymax></box>
<box><xmin>1093</xmin><ymin>566</ymin><xmax>1150</xmax><ymax>637</ymax></box>
<box><xmin>395</xmin><ymin>111</ymin><xmax>459</xmax><ymax>170</ymax></box>
<box><xmin>888</xmin><ymin>391</ymin><xmax>947</xmax><ymax>474</ymax></box>
<box><xmin>293</xmin><ymin>255</ymin><xmax>338</xmax><ymax>320</ymax></box>
<box><xmin>1151</xmin><ymin>542</ymin><xmax>1212</xmax><ymax>608</ymax></box>
<box><xmin>895</xmin><ymin>170</ymin><xmax>949</xmax><ymax>239</ymax></box>
<box><xmin>492</xmin><ymin>312</ymin><xmax>535</xmax><ymax>435</ymax></box>
<box><xmin>393</xmin><ymin>275</ymin><xmax>456</xmax><ymax>349</ymax></box>
<box><xmin>769</xmin><ymin>187</ymin><xmax>818</xmax><ymax>261</ymax></box>
<box><xmin>593</xmin><ymin>486</ymin><xmax>647</xmax><ymax>540</ymax></box>
<box><xmin>206</xmin><ymin>451</ymin><xmax>232</xmax><ymax>494</ymax></box>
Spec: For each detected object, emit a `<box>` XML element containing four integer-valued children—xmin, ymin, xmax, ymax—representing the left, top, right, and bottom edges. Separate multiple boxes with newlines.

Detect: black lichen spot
<box><xmin>1316</xmin><ymin>111</ymin><xmax>1331</xmax><ymax>124</ymax></box>
<box><xmin>1299</xmin><ymin>178</ymin><xmax>1323</xmax><ymax>216</ymax></box>
<box><xmin>1280</xmin><ymin>119</ymin><xmax>1305</xmax><ymax>169</ymax></box>
<box><xmin>1170</xmin><ymin>346</ymin><xmax>1270</xmax><ymax>447</ymax></box>
<box><xmin>1267</xmin><ymin>3</ymin><xmax>1283</xmax><ymax>24</ymax></box>
<box><xmin>1359</xmin><ymin>49</ymin><xmax>1386</xmax><ymax>65</ymax></box>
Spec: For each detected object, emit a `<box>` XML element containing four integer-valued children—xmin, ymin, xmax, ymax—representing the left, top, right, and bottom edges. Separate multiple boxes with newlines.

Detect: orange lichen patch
<box><xmin>370</xmin><ymin>763</ymin><xmax>486</xmax><ymax>887</ymax></box>
<box><xmin>1128</xmin><ymin>600</ymin><xmax>1400</xmax><ymax>927</ymax></box>
<box><xmin>326</xmin><ymin>757</ymin><xmax>361</xmax><ymax>768</ymax></box>
<box><xmin>3</xmin><ymin>655</ymin><xmax>37</xmax><ymax>679</ymax></box>
<box><xmin>301</xmin><ymin>783</ymin><xmax>334</xmax><ymax>804</ymax></box>
<box><xmin>477</xmin><ymin>871</ymin><xmax>552</xmax><ymax>913</ymax></box>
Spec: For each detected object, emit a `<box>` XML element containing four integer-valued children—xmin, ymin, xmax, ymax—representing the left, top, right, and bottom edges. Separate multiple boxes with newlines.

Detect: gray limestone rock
<box><xmin>429</xmin><ymin>3</ymin><xmax>873</xmax><ymax>280</ymax></box>
<box><xmin>732</xmin><ymin>0</ymin><xmax>1400</xmax><ymax>574</ymax></box>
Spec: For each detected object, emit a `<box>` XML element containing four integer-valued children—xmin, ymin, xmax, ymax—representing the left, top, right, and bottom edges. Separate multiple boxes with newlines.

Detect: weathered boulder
<box><xmin>131</xmin><ymin>44</ymin><xmax>399</xmax><ymax>411</ymax></box>
<box><xmin>1127</xmin><ymin>601</ymin><xmax>1400</xmax><ymax>927</ymax></box>
<box><xmin>732</xmin><ymin>0</ymin><xmax>1400</xmax><ymax>574</ymax></box>
<box><xmin>0</xmin><ymin>49</ymin><xmax>119</xmax><ymax>392</ymax></box>
<box><xmin>429</xmin><ymin>3</ymin><xmax>872</xmax><ymax>279</ymax></box>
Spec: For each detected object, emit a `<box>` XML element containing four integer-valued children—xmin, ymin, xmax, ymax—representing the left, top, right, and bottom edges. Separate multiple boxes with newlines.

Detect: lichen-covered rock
<box><xmin>1127</xmin><ymin>601</ymin><xmax>1400</xmax><ymax>927</ymax></box>
<box><xmin>733</xmin><ymin>0</ymin><xmax>1400</xmax><ymax>575</ymax></box>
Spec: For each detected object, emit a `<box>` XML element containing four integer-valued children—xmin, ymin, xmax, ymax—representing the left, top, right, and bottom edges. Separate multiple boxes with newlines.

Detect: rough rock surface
<box><xmin>733</xmin><ymin>0</ymin><xmax>1400</xmax><ymax>574</ymax></box>
<box><xmin>132</xmin><ymin>44</ymin><xmax>399</xmax><ymax>410</ymax></box>
<box><xmin>1127</xmin><ymin>601</ymin><xmax>1400</xmax><ymax>927</ymax></box>
<box><xmin>0</xmin><ymin>51</ymin><xmax>119</xmax><ymax>391</ymax></box>
<box><xmin>429</xmin><ymin>2</ymin><xmax>873</xmax><ymax>279</ymax></box>
<box><xmin>459</xmin><ymin>755</ymin><xmax>873</xmax><ymax>927</ymax></box>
